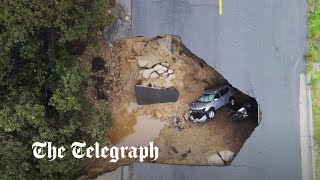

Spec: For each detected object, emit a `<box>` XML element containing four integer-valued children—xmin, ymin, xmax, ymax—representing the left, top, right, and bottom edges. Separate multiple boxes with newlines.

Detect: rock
<box><xmin>206</xmin><ymin>154</ymin><xmax>225</xmax><ymax>166</ymax></box>
<box><xmin>168</xmin><ymin>69</ymin><xmax>174</xmax><ymax>74</ymax></box>
<box><xmin>137</xmin><ymin>55</ymin><xmax>161</xmax><ymax>68</ymax></box>
<box><xmin>141</xmin><ymin>68</ymin><xmax>155</xmax><ymax>79</ymax></box>
<box><xmin>155</xmin><ymin>111</ymin><xmax>163</xmax><ymax>118</ymax></box>
<box><xmin>173</xmin><ymin>36</ymin><xmax>182</xmax><ymax>43</ymax></box>
<box><xmin>137</xmin><ymin>56</ymin><xmax>148</xmax><ymax>67</ymax></box>
<box><xmin>157</xmin><ymin>37</ymin><xmax>173</xmax><ymax>53</ymax></box>
<box><xmin>168</xmin><ymin>74</ymin><xmax>176</xmax><ymax>81</ymax></box>
<box><xmin>125</xmin><ymin>15</ymin><xmax>131</xmax><ymax>22</ymax></box>
<box><xmin>171</xmin><ymin>116</ymin><xmax>183</xmax><ymax>131</ymax></box>
<box><xmin>161</xmin><ymin>62</ymin><xmax>170</xmax><ymax>67</ymax></box>
<box><xmin>153</xmin><ymin>64</ymin><xmax>168</xmax><ymax>74</ymax></box>
<box><xmin>127</xmin><ymin>102</ymin><xmax>139</xmax><ymax>113</ymax></box>
<box><xmin>150</xmin><ymin>72</ymin><xmax>159</xmax><ymax>79</ymax></box>
<box><xmin>162</xmin><ymin>72</ymin><xmax>168</xmax><ymax>77</ymax></box>
<box><xmin>158</xmin><ymin>70</ymin><xmax>165</xmax><ymax>75</ymax></box>
<box><xmin>219</xmin><ymin>150</ymin><xmax>235</xmax><ymax>163</ymax></box>
<box><xmin>126</xmin><ymin>58</ymin><xmax>136</xmax><ymax>63</ymax></box>
<box><xmin>132</xmin><ymin>42</ymin><xmax>146</xmax><ymax>55</ymax></box>
<box><xmin>184</xmin><ymin>111</ymin><xmax>190</xmax><ymax>120</ymax></box>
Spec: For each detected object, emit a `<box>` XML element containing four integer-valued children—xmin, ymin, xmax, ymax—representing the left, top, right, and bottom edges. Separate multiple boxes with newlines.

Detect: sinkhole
<box><xmin>81</xmin><ymin>35</ymin><xmax>261</xmax><ymax>178</ymax></box>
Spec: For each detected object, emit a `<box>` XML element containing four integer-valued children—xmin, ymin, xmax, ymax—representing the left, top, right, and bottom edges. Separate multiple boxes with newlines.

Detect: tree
<box><xmin>0</xmin><ymin>0</ymin><xmax>114</xmax><ymax>178</ymax></box>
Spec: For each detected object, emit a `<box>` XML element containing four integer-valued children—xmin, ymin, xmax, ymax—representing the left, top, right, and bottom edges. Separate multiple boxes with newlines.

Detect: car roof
<box><xmin>204</xmin><ymin>85</ymin><xmax>230</xmax><ymax>94</ymax></box>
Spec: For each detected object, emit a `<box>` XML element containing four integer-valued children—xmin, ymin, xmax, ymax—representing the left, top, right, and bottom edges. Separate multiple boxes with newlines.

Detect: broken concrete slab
<box><xmin>135</xmin><ymin>85</ymin><xmax>179</xmax><ymax>105</ymax></box>
<box><xmin>161</xmin><ymin>62</ymin><xmax>170</xmax><ymax>67</ymax></box>
<box><xmin>156</xmin><ymin>36</ymin><xmax>173</xmax><ymax>53</ymax></box>
<box><xmin>206</xmin><ymin>154</ymin><xmax>225</xmax><ymax>166</ymax></box>
<box><xmin>137</xmin><ymin>55</ymin><xmax>161</xmax><ymax>68</ymax></box>
<box><xmin>167</xmin><ymin>74</ymin><xmax>176</xmax><ymax>81</ymax></box>
<box><xmin>140</xmin><ymin>68</ymin><xmax>155</xmax><ymax>79</ymax></box>
<box><xmin>219</xmin><ymin>150</ymin><xmax>235</xmax><ymax>163</ymax></box>
<box><xmin>153</xmin><ymin>64</ymin><xmax>168</xmax><ymax>74</ymax></box>
<box><xmin>149</xmin><ymin>72</ymin><xmax>159</xmax><ymax>79</ymax></box>
<box><xmin>184</xmin><ymin>111</ymin><xmax>189</xmax><ymax>120</ymax></box>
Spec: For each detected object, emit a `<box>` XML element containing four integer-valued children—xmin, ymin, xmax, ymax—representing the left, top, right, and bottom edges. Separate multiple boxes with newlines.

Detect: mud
<box><xmin>107</xmin><ymin>111</ymin><xmax>165</xmax><ymax>147</ymax></box>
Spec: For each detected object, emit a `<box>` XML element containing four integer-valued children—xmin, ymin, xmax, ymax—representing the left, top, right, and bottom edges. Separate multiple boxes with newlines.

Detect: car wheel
<box><xmin>229</xmin><ymin>98</ymin><xmax>236</xmax><ymax>106</ymax></box>
<box><xmin>207</xmin><ymin>109</ymin><xmax>215</xmax><ymax>119</ymax></box>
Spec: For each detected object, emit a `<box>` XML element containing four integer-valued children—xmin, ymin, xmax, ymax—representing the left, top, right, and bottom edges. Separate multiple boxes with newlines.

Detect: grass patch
<box><xmin>308</xmin><ymin>0</ymin><xmax>320</xmax><ymax>63</ymax></box>
<box><xmin>308</xmin><ymin>0</ymin><xmax>320</xmax><ymax>178</ymax></box>
<box><xmin>311</xmin><ymin>72</ymin><xmax>320</xmax><ymax>179</ymax></box>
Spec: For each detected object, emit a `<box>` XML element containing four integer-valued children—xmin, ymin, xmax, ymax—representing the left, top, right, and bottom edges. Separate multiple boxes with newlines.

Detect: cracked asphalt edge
<box><xmin>104</xmin><ymin>0</ymin><xmax>132</xmax><ymax>41</ymax></box>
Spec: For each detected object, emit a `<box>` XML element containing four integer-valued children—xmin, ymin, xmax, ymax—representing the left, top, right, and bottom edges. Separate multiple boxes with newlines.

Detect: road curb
<box><xmin>300</xmin><ymin>72</ymin><xmax>315</xmax><ymax>180</ymax></box>
<box><xmin>307</xmin><ymin>73</ymin><xmax>316</xmax><ymax>180</ymax></box>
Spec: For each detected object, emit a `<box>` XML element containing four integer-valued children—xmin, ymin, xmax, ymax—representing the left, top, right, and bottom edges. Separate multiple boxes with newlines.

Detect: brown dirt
<box><xmin>78</xmin><ymin>35</ymin><xmax>257</xmax><ymax>178</ymax></box>
<box><xmin>155</xmin><ymin>107</ymin><xmax>256</xmax><ymax>165</ymax></box>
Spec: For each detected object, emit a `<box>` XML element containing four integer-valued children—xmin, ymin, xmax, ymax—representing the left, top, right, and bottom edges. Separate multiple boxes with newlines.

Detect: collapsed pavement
<box><xmin>78</xmin><ymin>35</ymin><xmax>258</xmax><ymax>178</ymax></box>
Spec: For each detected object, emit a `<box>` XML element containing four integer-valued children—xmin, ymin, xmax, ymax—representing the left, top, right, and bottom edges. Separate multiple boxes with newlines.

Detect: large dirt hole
<box><xmin>80</xmin><ymin>35</ymin><xmax>260</xmax><ymax>178</ymax></box>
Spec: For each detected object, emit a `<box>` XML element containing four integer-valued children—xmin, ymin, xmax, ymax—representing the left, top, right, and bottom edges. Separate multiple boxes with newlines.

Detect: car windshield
<box><xmin>197</xmin><ymin>94</ymin><xmax>214</xmax><ymax>103</ymax></box>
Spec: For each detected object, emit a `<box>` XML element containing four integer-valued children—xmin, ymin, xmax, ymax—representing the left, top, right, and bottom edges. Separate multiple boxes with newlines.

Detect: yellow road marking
<box><xmin>219</xmin><ymin>0</ymin><xmax>223</xmax><ymax>15</ymax></box>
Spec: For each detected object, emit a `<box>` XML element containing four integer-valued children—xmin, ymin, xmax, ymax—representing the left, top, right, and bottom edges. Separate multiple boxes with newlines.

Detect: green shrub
<box><xmin>0</xmin><ymin>0</ymin><xmax>114</xmax><ymax>178</ymax></box>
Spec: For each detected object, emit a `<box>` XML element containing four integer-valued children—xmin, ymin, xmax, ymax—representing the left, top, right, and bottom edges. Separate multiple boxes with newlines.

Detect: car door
<box><xmin>221</xmin><ymin>87</ymin><xmax>230</xmax><ymax>105</ymax></box>
<box><xmin>213</xmin><ymin>92</ymin><xmax>222</xmax><ymax>109</ymax></box>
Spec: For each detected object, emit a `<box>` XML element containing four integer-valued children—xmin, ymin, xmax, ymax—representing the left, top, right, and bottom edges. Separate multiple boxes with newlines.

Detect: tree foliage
<box><xmin>0</xmin><ymin>0</ymin><xmax>114</xmax><ymax>178</ymax></box>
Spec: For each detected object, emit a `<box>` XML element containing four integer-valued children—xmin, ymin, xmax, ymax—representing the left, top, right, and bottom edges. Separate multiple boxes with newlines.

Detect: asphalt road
<box><xmin>129</xmin><ymin>0</ymin><xmax>308</xmax><ymax>179</ymax></box>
